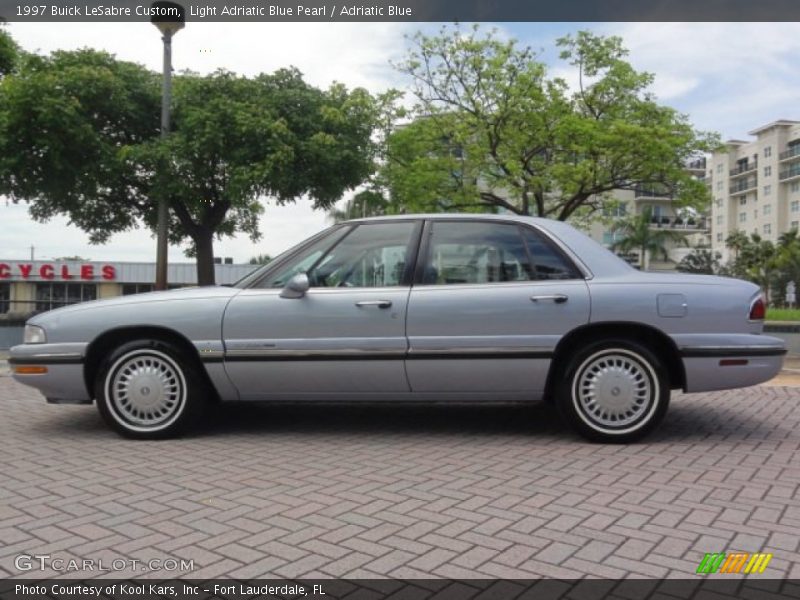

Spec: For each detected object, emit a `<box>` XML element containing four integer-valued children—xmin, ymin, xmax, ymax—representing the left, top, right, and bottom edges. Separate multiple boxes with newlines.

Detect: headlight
<box><xmin>24</xmin><ymin>325</ymin><xmax>47</xmax><ymax>344</ymax></box>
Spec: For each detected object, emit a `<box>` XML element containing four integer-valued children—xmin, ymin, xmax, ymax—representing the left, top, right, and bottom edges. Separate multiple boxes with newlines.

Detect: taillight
<box><xmin>749</xmin><ymin>296</ymin><xmax>766</xmax><ymax>320</ymax></box>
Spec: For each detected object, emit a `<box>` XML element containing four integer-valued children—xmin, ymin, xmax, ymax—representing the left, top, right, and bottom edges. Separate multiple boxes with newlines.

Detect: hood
<box><xmin>28</xmin><ymin>285</ymin><xmax>240</xmax><ymax>324</ymax></box>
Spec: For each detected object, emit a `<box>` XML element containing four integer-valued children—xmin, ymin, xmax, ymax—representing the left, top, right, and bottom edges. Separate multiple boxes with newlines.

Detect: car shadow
<box><xmin>200</xmin><ymin>401</ymin><xmax>568</xmax><ymax>439</ymax></box>
<box><xmin>26</xmin><ymin>397</ymin><xmax>795</xmax><ymax>444</ymax></box>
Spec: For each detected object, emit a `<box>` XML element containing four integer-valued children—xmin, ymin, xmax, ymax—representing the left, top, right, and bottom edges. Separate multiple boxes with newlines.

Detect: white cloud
<box><xmin>599</xmin><ymin>23</ymin><xmax>800</xmax><ymax>138</ymax></box>
<box><xmin>2</xmin><ymin>22</ymin><xmax>412</xmax><ymax>263</ymax></box>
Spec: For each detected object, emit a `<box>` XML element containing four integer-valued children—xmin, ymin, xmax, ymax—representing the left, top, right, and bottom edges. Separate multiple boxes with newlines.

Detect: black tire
<box><xmin>555</xmin><ymin>339</ymin><xmax>670</xmax><ymax>443</ymax></box>
<box><xmin>94</xmin><ymin>339</ymin><xmax>209</xmax><ymax>439</ymax></box>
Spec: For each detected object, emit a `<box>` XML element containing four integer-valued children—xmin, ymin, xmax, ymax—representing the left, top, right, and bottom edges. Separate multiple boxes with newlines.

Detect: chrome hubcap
<box><xmin>575</xmin><ymin>351</ymin><xmax>653</xmax><ymax>429</ymax></box>
<box><xmin>109</xmin><ymin>351</ymin><xmax>185</xmax><ymax>429</ymax></box>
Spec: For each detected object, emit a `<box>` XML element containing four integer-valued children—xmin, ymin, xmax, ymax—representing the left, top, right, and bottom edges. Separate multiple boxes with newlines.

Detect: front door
<box><xmin>223</xmin><ymin>221</ymin><xmax>420</xmax><ymax>400</ymax></box>
<box><xmin>405</xmin><ymin>220</ymin><xmax>590</xmax><ymax>395</ymax></box>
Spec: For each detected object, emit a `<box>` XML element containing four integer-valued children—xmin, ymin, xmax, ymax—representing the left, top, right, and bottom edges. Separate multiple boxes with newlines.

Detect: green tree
<box><xmin>0</xmin><ymin>47</ymin><xmax>379</xmax><ymax>285</ymax></box>
<box><xmin>0</xmin><ymin>27</ymin><xmax>19</xmax><ymax>76</ymax></box>
<box><xmin>771</xmin><ymin>230</ymin><xmax>800</xmax><ymax>305</ymax></box>
<box><xmin>676</xmin><ymin>247</ymin><xmax>722</xmax><ymax>275</ymax></box>
<box><xmin>53</xmin><ymin>255</ymin><xmax>91</xmax><ymax>261</ymax></box>
<box><xmin>610</xmin><ymin>207</ymin><xmax>687</xmax><ymax>270</ymax></box>
<box><xmin>248</xmin><ymin>254</ymin><xmax>272</xmax><ymax>265</ymax></box>
<box><xmin>328</xmin><ymin>189</ymin><xmax>391</xmax><ymax>223</ymax></box>
<box><xmin>722</xmin><ymin>232</ymin><xmax>778</xmax><ymax>303</ymax></box>
<box><xmin>724</xmin><ymin>230</ymin><xmax>749</xmax><ymax>263</ymax></box>
<box><xmin>385</xmin><ymin>25</ymin><xmax>717</xmax><ymax>219</ymax></box>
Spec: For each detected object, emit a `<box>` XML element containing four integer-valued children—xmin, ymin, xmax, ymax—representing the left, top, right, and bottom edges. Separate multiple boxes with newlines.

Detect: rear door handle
<box><xmin>355</xmin><ymin>300</ymin><xmax>392</xmax><ymax>308</ymax></box>
<box><xmin>530</xmin><ymin>294</ymin><xmax>568</xmax><ymax>304</ymax></box>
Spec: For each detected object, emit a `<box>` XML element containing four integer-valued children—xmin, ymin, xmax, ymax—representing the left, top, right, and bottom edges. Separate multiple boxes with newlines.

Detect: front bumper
<box><xmin>675</xmin><ymin>334</ymin><xmax>787</xmax><ymax>393</ymax></box>
<box><xmin>9</xmin><ymin>342</ymin><xmax>91</xmax><ymax>404</ymax></box>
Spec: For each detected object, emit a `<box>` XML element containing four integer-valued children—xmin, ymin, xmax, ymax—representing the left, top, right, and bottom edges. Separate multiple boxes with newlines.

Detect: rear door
<box><xmin>405</xmin><ymin>220</ymin><xmax>591</xmax><ymax>394</ymax></box>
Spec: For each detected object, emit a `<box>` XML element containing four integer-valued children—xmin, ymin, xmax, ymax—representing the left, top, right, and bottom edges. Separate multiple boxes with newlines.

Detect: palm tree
<box><xmin>328</xmin><ymin>190</ymin><xmax>390</xmax><ymax>223</ymax></box>
<box><xmin>774</xmin><ymin>230</ymin><xmax>800</xmax><ymax>304</ymax></box>
<box><xmin>610</xmin><ymin>207</ymin><xmax>687</xmax><ymax>270</ymax></box>
<box><xmin>738</xmin><ymin>233</ymin><xmax>778</xmax><ymax>305</ymax></box>
<box><xmin>676</xmin><ymin>247</ymin><xmax>721</xmax><ymax>274</ymax></box>
<box><xmin>725</xmin><ymin>230</ymin><xmax>749</xmax><ymax>261</ymax></box>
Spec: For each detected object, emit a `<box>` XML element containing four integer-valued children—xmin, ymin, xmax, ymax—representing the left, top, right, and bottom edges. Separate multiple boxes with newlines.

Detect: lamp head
<box><xmin>150</xmin><ymin>1</ymin><xmax>185</xmax><ymax>36</ymax></box>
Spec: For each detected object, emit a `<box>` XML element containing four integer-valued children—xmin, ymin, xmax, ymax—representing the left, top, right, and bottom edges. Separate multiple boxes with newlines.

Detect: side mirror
<box><xmin>279</xmin><ymin>273</ymin><xmax>310</xmax><ymax>299</ymax></box>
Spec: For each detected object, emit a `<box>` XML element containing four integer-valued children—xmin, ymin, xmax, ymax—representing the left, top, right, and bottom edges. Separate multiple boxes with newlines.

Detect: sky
<box><xmin>2</xmin><ymin>21</ymin><xmax>800</xmax><ymax>263</ymax></box>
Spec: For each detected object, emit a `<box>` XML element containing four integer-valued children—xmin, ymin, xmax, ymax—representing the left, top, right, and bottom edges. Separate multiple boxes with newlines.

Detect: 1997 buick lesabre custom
<box><xmin>10</xmin><ymin>214</ymin><xmax>786</xmax><ymax>441</ymax></box>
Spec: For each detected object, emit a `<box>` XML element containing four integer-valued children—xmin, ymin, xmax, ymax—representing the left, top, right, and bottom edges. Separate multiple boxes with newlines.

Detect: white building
<box><xmin>708</xmin><ymin>120</ymin><xmax>800</xmax><ymax>262</ymax></box>
<box><xmin>585</xmin><ymin>158</ymin><xmax>711</xmax><ymax>270</ymax></box>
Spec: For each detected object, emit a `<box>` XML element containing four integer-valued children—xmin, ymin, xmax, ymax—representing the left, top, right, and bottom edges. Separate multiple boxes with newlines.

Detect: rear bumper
<box><xmin>9</xmin><ymin>343</ymin><xmax>91</xmax><ymax>403</ymax></box>
<box><xmin>676</xmin><ymin>335</ymin><xmax>787</xmax><ymax>393</ymax></box>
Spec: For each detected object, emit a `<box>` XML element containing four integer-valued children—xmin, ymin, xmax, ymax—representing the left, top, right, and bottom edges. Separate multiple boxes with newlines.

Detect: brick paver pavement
<box><xmin>0</xmin><ymin>376</ymin><xmax>798</xmax><ymax>580</ymax></box>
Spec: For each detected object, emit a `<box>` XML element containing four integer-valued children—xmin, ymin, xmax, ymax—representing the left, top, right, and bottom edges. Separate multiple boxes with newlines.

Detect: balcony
<box><xmin>729</xmin><ymin>161</ymin><xmax>757</xmax><ymax>177</ymax></box>
<box><xmin>648</xmin><ymin>216</ymin><xmax>708</xmax><ymax>231</ymax></box>
<box><xmin>729</xmin><ymin>177</ymin><xmax>757</xmax><ymax>195</ymax></box>
<box><xmin>634</xmin><ymin>186</ymin><xmax>673</xmax><ymax>200</ymax></box>
<box><xmin>779</xmin><ymin>164</ymin><xmax>800</xmax><ymax>182</ymax></box>
<box><xmin>779</xmin><ymin>145</ymin><xmax>800</xmax><ymax>162</ymax></box>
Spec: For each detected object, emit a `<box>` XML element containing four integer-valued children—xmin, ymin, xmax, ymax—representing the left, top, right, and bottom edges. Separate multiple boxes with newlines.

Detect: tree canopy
<box><xmin>383</xmin><ymin>25</ymin><xmax>718</xmax><ymax>220</ymax></box>
<box><xmin>0</xmin><ymin>44</ymin><xmax>380</xmax><ymax>284</ymax></box>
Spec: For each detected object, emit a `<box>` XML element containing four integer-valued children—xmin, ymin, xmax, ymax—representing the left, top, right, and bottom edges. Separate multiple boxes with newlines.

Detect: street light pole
<box><xmin>151</xmin><ymin>1</ymin><xmax>185</xmax><ymax>291</ymax></box>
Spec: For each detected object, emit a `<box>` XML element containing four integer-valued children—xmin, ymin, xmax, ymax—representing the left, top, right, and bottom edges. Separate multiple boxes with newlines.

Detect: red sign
<box><xmin>0</xmin><ymin>263</ymin><xmax>116</xmax><ymax>281</ymax></box>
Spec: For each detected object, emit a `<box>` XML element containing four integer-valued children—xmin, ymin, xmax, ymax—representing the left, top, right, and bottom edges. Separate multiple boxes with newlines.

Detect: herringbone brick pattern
<box><xmin>1</xmin><ymin>377</ymin><xmax>798</xmax><ymax>579</ymax></box>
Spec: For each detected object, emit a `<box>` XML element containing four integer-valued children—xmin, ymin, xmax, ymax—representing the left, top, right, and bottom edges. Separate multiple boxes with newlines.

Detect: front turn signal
<box><xmin>12</xmin><ymin>365</ymin><xmax>48</xmax><ymax>375</ymax></box>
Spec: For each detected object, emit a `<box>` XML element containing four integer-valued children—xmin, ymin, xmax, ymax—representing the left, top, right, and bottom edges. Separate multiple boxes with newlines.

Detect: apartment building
<box><xmin>709</xmin><ymin>120</ymin><xmax>800</xmax><ymax>263</ymax></box>
<box><xmin>586</xmin><ymin>158</ymin><xmax>711</xmax><ymax>270</ymax></box>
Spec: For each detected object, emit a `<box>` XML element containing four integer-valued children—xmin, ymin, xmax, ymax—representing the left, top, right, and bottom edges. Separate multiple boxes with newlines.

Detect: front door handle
<box><xmin>355</xmin><ymin>300</ymin><xmax>392</xmax><ymax>309</ymax></box>
<box><xmin>530</xmin><ymin>294</ymin><xmax>568</xmax><ymax>304</ymax></box>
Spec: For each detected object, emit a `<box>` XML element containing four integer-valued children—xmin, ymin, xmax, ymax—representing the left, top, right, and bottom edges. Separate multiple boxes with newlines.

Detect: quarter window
<box><xmin>521</xmin><ymin>228</ymin><xmax>582</xmax><ymax>280</ymax></box>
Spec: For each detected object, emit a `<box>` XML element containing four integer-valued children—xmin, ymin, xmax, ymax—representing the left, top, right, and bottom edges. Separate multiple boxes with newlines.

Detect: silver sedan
<box><xmin>10</xmin><ymin>214</ymin><xmax>786</xmax><ymax>442</ymax></box>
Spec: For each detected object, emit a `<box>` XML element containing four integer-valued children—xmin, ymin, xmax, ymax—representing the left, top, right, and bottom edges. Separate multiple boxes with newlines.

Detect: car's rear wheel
<box><xmin>556</xmin><ymin>339</ymin><xmax>669</xmax><ymax>443</ymax></box>
<box><xmin>95</xmin><ymin>339</ymin><xmax>208</xmax><ymax>439</ymax></box>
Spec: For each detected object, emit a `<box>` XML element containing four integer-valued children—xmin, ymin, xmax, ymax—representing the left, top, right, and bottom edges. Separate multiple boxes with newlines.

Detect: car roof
<box><xmin>342</xmin><ymin>213</ymin><xmax>633</xmax><ymax>278</ymax></box>
<box><xmin>343</xmin><ymin>213</ymin><xmax>543</xmax><ymax>224</ymax></box>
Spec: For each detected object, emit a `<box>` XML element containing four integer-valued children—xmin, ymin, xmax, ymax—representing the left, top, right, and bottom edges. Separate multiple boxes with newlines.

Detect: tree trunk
<box><xmin>193</xmin><ymin>228</ymin><xmax>216</xmax><ymax>286</ymax></box>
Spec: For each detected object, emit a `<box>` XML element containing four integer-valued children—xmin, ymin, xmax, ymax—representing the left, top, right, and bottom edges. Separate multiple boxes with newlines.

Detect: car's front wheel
<box><xmin>556</xmin><ymin>340</ymin><xmax>669</xmax><ymax>443</ymax></box>
<box><xmin>95</xmin><ymin>339</ymin><xmax>208</xmax><ymax>439</ymax></box>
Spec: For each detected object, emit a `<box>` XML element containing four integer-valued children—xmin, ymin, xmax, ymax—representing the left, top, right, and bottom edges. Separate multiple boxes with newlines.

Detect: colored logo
<box><xmin>696</xmin><ymin>552</ymin><xmax>772</xmax><ymax>574</ymax></box>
